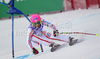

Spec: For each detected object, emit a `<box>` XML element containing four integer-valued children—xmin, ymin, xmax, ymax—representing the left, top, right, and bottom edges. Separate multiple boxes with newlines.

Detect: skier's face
<box><xmin>32</xmin><ymin>20</ymin><xmax>41</xmax><ymax>29</ymax></box>
<box><xmin>35</xmin><ymin>24</ymin><xmax>41</xmax><ymax>29</ymax></box>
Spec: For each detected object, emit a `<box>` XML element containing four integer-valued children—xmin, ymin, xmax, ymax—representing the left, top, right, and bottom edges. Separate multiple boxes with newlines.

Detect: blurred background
<box><xmin>0</xmin><ymin>0</ymin><xmax>100</xmax><ymax>20</ymax></box>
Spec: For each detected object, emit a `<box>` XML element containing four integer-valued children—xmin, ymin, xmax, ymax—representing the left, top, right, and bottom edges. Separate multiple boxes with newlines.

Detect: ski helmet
<box><xmin>30</xmin><ymin>14</ymin><xmax>41</xmax><ymax>23</ymax></box>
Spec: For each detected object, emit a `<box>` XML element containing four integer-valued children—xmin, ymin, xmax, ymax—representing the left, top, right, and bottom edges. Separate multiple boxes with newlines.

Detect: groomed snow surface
<box><xmin>0</xmin><ymin>9</ymin><xmax>100</xmax><ymax>59</ymax></box>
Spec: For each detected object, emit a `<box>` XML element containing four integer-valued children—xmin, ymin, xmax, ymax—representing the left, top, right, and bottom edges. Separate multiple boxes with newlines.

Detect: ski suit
<box><xmin>27</xmin><ymin>19</ymin><xmax>69</xmax><ymax>50</ymax></box>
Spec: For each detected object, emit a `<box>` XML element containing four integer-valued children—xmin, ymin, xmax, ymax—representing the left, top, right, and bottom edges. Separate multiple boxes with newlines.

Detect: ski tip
<box><xmin>95</xmin><ymin>34</ymin><xmax>98</xmax><ymax>36</ymax></box>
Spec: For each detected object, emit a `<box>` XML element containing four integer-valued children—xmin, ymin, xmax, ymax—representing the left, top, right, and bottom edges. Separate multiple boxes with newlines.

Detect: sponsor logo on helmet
<box><xmin>33</xmin><ymin>18</ymin><xmax>38</xmax><ymax>20</ymax></box>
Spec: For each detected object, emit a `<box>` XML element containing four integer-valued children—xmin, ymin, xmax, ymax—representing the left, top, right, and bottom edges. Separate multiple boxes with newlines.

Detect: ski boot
<box><xmin>69</xmin><ymin>37</ymin><xmax>78</xmax><ymax>46</ymax></box>
<box><xmin>49</xmin><ymin>42</ymin><xmax>60</xmax><ymax>52</ymax></box>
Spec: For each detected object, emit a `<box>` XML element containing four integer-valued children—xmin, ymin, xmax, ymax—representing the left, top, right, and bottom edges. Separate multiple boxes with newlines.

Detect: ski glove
<box><xmin>53</xmin><ymin>30</ymin><xmax>59</xmax><ymax>37</ymax></box>
<box><xmin>32</xmin><ymin>47</ymin><xmax>39</xmax><ymax>55</ymax></box>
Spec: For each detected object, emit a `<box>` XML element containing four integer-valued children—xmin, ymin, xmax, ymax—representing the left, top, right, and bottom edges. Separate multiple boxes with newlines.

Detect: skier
<box><xmin>27</xmin><ymin>14</ymin><xmax>77</xmax><ymax>55</ymax></box>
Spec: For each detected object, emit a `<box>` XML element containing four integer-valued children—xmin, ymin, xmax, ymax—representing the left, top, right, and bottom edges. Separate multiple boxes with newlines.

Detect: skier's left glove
<box><xmin>32</xmin><ymin>47</ymin><xmax>39</xmax><ymax>55</ymax></box>
<box><xmin>53</xmin><ymin>30</ymin><xmax>59</xmax><ymax>37</ymax></box>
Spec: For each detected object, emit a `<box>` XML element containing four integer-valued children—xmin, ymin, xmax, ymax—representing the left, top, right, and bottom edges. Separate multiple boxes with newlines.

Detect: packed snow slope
<box><xmin>0</xmin><ymin>9</ymin><xmax>100</xmax><ymax>59</ymax></box>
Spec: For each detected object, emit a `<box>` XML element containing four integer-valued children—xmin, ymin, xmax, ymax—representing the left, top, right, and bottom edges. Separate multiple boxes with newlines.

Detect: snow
<box><xmin>0</xmin><ymin>9</ymin><xmax>100</xmax><ymax>59</ymax></box>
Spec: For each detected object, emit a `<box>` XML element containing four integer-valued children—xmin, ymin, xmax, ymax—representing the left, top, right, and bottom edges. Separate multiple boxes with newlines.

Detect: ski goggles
<box><xmin>31</xmin><ymin>20</ymin><xmax>41</xmax><ymax>27</ymax></box>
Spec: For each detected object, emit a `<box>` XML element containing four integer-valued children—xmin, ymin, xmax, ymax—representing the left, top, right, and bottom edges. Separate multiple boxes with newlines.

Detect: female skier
<box><xmin>27</xmin><ymin>14</ymin><xmax>77</xmax><ymax>55</ymax></box>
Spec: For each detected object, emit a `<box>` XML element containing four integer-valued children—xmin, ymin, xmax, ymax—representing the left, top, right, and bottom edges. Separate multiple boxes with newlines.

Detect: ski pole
<box><xmin>59</xmin><ymin>32</ymin><xmax>98</xmax><ymax>36</ymax></box>
<box><xmin>40</xmin><ymin>44</ymin><xmax>43</xmax><ymax>52</ymax></box>
<box><xmin>12</xmin><ymin>14</ymin><xmax>15</xmax><ymax>59</ymax></box>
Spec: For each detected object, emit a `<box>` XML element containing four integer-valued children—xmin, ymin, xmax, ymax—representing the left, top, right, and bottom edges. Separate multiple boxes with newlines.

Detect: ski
<box><xmin>51</xmin><ymin>44</ymin><xmax>61</xmax><ymax>52</ymax></box>
<box><xmin>59</xmin><ymin>32</ymin><xmax>97</xmax><ymax>36</ymax></box>
<box><xmin>51</xmin><ymin>43</ymin><xmax>68</xmax><ymax>52</ymax></box>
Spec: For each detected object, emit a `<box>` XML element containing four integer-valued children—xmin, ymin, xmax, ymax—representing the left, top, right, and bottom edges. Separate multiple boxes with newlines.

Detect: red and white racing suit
<box><xmin>27</xmin><ymin>19</ymin><xmax>69</xmax><ymax>50</ymax></box>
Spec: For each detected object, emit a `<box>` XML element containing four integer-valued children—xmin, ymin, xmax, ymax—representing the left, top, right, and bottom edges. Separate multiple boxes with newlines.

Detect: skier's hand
<box><xmin>32</xmin><ymin>47</ymin><xmax>39</xmax><ymax>55</ymax></box>
<box><xmin>53</xmin><ymin>30</ymin><xmax>59</xmax><ymax>37</ymax></box>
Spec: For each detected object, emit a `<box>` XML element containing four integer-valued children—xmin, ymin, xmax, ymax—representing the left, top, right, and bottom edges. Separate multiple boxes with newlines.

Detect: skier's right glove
<box><xmin>53</xmin><ymin>30</ymin><xmax>59</xmax><ymax>37</ymax></box>
<box><xmin>32</xmin><ymin>47</ymin><xmax>39</xmax><ymax>55</ymax></box>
